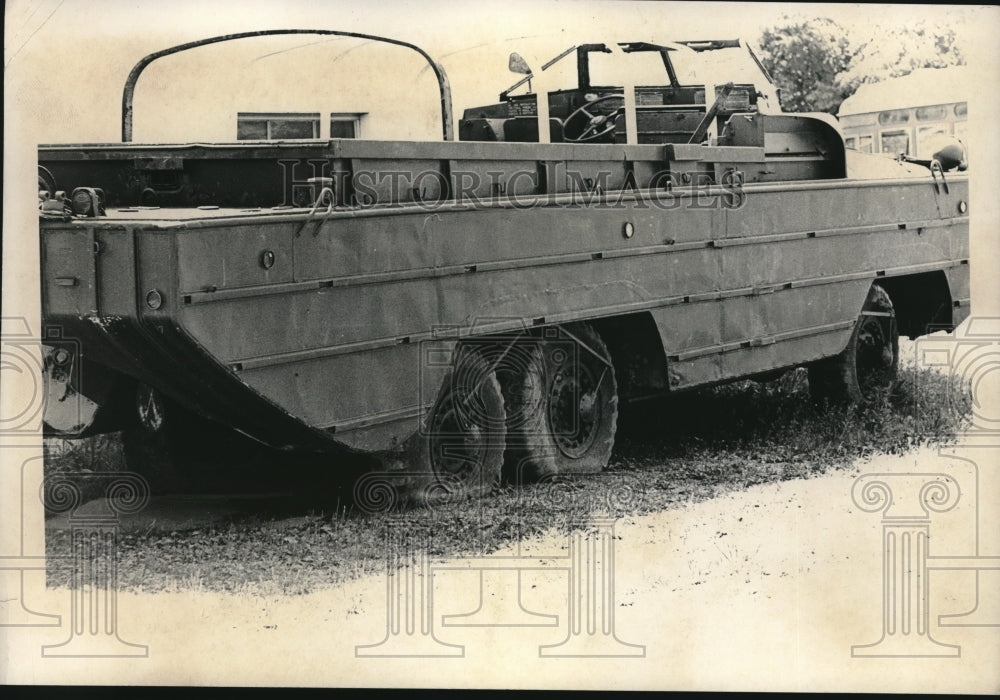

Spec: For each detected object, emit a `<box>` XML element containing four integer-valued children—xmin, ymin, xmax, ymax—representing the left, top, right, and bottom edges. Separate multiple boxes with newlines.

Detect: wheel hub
<box><xmin>136</xmin><ymin>384</ymin><xmax>165</xmax><ymax>432</ymax></box>
<box><xmin>547</xmin><ymin>364</ymin><xmax>602</xmax><ymax>459</ymax></box>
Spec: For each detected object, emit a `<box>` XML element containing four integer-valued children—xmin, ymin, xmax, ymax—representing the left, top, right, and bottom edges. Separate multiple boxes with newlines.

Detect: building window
<box><xmin>237</xmin><ymin>113</ymin><xmax>320</xmax><ymax>140</ymax></box>
<box><xmin>330</xmin><ymin>113</ymin><xmax>364</xmax><ymax>139</ymax></box>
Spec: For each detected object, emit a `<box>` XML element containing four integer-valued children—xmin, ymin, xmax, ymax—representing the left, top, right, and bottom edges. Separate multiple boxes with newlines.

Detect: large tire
<box><xmin>500</xmin><ymin>323</ymin><xmax>618</xmax><ymax>483</ymax></box>
<box><xmin>122</xmin><ymin>384</ymin><xmax>276</xmax><ymax>494</ymax></box>
<box><xmin>809</xmin><ymin>284</ymin><xmax>899</xmax><ymax>405</ymax></box>
<box><xmin>400</xmin><ymin>349</ymin><xmax>507</xmax><ymax>504</ymax></box>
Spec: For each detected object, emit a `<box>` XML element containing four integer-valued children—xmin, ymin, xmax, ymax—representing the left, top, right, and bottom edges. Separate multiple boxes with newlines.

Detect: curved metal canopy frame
<box><xmin>121</xmin><ymin>29</ymin><xmax>454</xmax><ymax>142</ymax></box>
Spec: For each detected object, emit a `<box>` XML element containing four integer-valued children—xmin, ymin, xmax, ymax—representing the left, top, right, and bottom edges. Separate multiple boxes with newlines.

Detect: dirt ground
<box><xmin>5</xmin><ymin>443</ymin><xmax>998</xmax><ymax>691</ymax></box>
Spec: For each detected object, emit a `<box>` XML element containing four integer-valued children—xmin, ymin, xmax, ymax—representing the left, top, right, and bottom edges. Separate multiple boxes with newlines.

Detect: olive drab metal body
<box><xmin>38</xmin><ymin>32</ymin><xmax>970</xmax><ymax>494</ymax></box>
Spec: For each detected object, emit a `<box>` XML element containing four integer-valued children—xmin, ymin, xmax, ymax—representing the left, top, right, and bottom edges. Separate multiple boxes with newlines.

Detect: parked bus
<box><xmin>837</xmin><ymin>66</ymin><xmax>968</xmax><ymax>159</ymax></box>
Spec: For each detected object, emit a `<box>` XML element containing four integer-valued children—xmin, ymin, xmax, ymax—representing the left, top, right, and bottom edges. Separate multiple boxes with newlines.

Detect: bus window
<box><xmin>954</xmin><ymin>120</ymin><xmax>968</xmax><ymax>147</ymax></box>
<box><xmin>844</xmin><ymin>134</ymin><xmax>873</xmax><ymax>153</ymax></box>
<box><xmin>878</xmin><ymin>109</ymin><xmax>910</xmax><ymax>126</ymax></box>
<box><xmin>917</xmin><ymin>124</ymin><xmax>950</xmax><ymax>157</ymax></box>
<box><xmin>881</xmin><ymin>130</ymin><xmax>910</xmax><ymax>156</ymax></box>
<box><xmin>916</xmin><ymin>105</ymin><xmax>949</xmax><ymax>122</ymax></box>
<box><xmin>954</xmin><ymin>102</ymin><xmax>967</xmax><ymax>118</ymax></box>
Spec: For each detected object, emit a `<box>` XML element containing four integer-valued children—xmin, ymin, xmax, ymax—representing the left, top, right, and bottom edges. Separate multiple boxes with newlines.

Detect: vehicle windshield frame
<box><xmin>501</xmin><ymin>42</ymin><xmax>681</xmax><ymax>99</ymax></box>
<box><xmin>499</xmin><ymin>39</ymin><xmax>777</xmax><ymax>101</ymax></box>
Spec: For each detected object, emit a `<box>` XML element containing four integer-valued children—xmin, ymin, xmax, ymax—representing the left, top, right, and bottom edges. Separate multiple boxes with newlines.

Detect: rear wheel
<box><xmin>500</xmin><ymin>323</ymin><xmax>618</xmax><ymax>482</ymax></box>
<box><xmin>401</xmin><ymin>349</ymin><xmax>507</xmax><ymax>504</ymax></box>
<box><xmin>809</xmin><ymin>284</ymin><xmax>899</xmax><ymax>404</ymax></box>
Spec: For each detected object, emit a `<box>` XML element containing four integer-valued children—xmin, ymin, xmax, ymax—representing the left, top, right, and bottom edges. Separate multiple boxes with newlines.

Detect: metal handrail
<box><xmin>121</xmin><ymin>29</ymin><xmax>454</xmax><ymax>142</ymax></box>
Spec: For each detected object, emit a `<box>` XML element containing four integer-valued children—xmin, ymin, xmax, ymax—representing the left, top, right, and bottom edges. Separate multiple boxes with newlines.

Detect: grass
<box><xmin>44</xmin><ymin>433</ymin><xmax>127</xmax><ymax>474</ymax></box>
<box><xmin>42</xmin><ymin>433</ymin><xmax>128</xmax><ymax>511</ymax></box>
<box><xmin>44</xmin><ymin>358</ymin><xmax>972</xmax><ymax>595</ymax></box>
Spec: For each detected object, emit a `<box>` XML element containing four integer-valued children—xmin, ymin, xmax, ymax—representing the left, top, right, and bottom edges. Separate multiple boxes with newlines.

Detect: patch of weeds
<box><xmin>615</xmin><ymin>365</ymin><xmax>971</xmax><ymax>477</ymax></box>
<box><xmin>42</xmin><ymin>433</ymin><xmax>127</xmax><ymax>514</ymax></box>
<box><xmin>45</xmin><ymin>363</ymin><xmax>972</xmax><ymax>595</ymax></box>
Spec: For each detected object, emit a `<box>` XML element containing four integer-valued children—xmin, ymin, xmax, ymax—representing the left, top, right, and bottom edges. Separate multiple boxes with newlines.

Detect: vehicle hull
<box><xmin>39</xmin><ymin>142</ymin><xmax>970</xmax><ymax>453</ymax></box>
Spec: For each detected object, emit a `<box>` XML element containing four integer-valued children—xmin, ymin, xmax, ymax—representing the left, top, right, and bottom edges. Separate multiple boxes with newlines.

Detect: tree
<box><xmin>756</xmin><ymin>17</ymin><xmax>855</xmax><ymax>114</ymax></box>
<box><xmin>840</xmin><ymin>21</ymin><xmax>965</xmax><ymax>92</ymax></box>
<box><xmin>756</xmin><ymin>16</ymin><xmax>967</xmax><ymax>114</ymax></box>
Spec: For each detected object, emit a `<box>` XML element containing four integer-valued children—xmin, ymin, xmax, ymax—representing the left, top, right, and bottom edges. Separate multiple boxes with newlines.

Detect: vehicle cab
<box><xmin>459</xmin><ymin>39</ymin><xmax>779</xmax><ymax>145</ymax></box>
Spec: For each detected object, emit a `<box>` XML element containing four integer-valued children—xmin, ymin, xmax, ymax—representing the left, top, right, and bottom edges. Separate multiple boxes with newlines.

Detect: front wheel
<box><xmin>808</xmin><ymin>284</ymin><xmax>899</xmax><ymax>404</ymax></box>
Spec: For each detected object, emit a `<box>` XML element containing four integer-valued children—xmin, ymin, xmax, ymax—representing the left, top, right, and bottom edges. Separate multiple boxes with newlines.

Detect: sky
<box><xmin>4</xmin><ymin>1</ymin><xmax>993</xmax><ymax>143</ymax></box>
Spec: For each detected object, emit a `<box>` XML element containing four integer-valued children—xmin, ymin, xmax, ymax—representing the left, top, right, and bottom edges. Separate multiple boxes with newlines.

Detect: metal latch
<box><xmin>39</xmin><ymin>190</ymin><xmax>71</xmax><ymax>221</ymax></box>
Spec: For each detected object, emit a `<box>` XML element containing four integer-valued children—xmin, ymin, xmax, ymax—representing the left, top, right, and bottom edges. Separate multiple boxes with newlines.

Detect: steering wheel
<box><xmin>563</xmin><ymin>94</ymin><xmax>625</xmax><ymax>143</ymax></box>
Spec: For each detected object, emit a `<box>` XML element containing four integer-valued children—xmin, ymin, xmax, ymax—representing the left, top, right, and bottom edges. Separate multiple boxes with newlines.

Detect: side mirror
<box><xmin>932</xmin><ymin>137</ymin><xmax>968</xmax><ymax>172</ymax></box>
<box><xmin>900</xmin><ymin>135</ymin><xmax>968</xmax><ymax>172</ymax></box>
<box><xmin>508</xmin><ymin>52</ymin><xmax>531</xmax><ymax>75</ymax></box>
